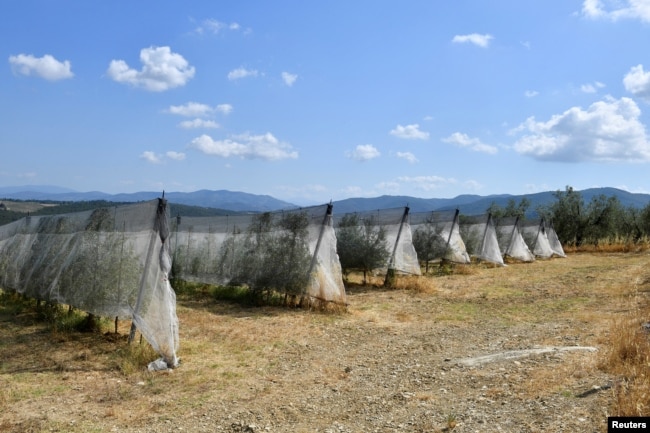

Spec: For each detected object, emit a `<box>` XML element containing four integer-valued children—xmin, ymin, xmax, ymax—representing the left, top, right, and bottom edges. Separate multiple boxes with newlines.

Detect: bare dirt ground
<box><xmin>1</xmin><ymin>251</ymin><xmax>649</xmax><ymax>433</ymax></box>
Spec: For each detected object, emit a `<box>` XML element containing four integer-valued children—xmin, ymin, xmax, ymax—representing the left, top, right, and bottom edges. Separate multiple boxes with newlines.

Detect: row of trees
<box><xmin>490</xmin><ymin>186</ymin><xmax>650</xmax><ymax>247</ymax></box>
<box><xmin>172</xmin><ymin>211</ymin><xmax>313</xmax><ymax>304</ymax></box>
<box><xmin>335</xmin><ymin>186</ymin><xmax>650</xmax><ymax>281</ymax></box>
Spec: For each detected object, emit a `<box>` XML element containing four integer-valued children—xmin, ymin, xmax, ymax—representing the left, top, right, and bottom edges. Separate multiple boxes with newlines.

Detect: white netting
<box><xmin>333</xmin><ymin>207</ymin><xmax>421</xmax><ymax>275</ymax></box>
<box><xmin>0</xmin><ymin>199</ymin><xmax>179</xmax><ymax>367</ymax></box>
<box><xmin>460</xmin><ymin>214</ymin><xmax>504</xmax><ymax>266</ymax></box>
<box><xmin>171</xmin><ymin>204</ymin><xmax>346</xmax><ymax>305</ymax></box>
<box><xmin>494</xmin><ymin>216</ymin><xmax>535</xmax><ymax>262</ymax></box>
<box><xmin>521</xmin><ymin>219</ymin><xmax>554</xmax><ymax>259</ymax></box>
<box><xmin>410</xmin><ymin>210</ymin><xmax>471</xmax><ymax>264</ymax></box>
<box><xmin>546</xmin><ymin>222</ymin><xmax>566</xmax><ymax>258</ymax></box>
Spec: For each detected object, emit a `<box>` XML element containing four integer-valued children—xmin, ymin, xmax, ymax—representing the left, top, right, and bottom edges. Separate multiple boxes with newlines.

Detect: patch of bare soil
<box><xmin>1</xmin><ymin>252</ymin><xmax>648</xmax><ymax>432</ymax></box>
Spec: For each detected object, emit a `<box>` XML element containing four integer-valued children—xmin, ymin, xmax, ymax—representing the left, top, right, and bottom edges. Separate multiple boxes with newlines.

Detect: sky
<box><xmin>2</xmin><ymin>1</ymin><xmax>650</xmax><ymax>205</ymax></box>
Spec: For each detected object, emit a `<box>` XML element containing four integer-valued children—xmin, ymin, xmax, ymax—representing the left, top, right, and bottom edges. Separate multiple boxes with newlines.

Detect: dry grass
<box><xmin>598</xmin><ymin>298</ymin><xmax>650</xmax><ymax>416</ymax></box>
<box><xmin>2</xmin><ymin>251</ymin><xmax>650</xmax><ymax>431</ymax></box>
<box><xmin>388</xmin><ymin>274</ymin><xmax>438</xmax><ymax>294</ymax></box>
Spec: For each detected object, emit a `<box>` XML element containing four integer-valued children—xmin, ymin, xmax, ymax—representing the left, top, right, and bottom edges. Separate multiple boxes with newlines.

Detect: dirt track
<box><xmin>1</xmin><ymin>251</ymin><xmax>647</xmax><ymax>432</ymax></box>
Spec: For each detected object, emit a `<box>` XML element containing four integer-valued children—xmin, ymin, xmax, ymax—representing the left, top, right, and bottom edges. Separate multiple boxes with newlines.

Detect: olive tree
<box><xmin>336</xmin><ymin>214</ymin><xmax>389</xmax><ymax>284</ymax></box>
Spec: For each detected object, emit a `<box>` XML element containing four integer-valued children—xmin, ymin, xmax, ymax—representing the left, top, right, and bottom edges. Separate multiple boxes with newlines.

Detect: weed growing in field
<box><xmin>113</xmin><ymin>342</ymin><xmax>159</xmax><ymax>375</ymax></box>
<box><xmin>599</xmin><ymin>307</ymin><xmax>650</xmax><ymax>416</ymax></box>
<box><xmin>388</xmin><ymin>275</ymin><xmax>438</xmax><ymax>294</ymax></box>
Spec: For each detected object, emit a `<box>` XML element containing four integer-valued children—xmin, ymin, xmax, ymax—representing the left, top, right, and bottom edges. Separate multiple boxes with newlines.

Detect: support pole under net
<box><xmin>303</xmin><ymin>202</ymin><xmax>333</xmax><ymax>305</ymax></box>
<box><xmin>128</xmin><ymin>198</ymin><xmax>166</xmax><ymax>344</ymax></box>
<box><xmin>385</xmin><ymin>206</ymin><xmax>409</xmax><ymax>287</ymax></box>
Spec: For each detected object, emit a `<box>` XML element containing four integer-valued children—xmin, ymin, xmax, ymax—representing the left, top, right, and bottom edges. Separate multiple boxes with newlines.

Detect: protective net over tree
<box><xmin>459</xmin><ymin>213</ymin><xmax>504</xmax><ymax>266</ymax></box>
<box><xmin>170</xmin><ymin>204</ymin><xmax>346</xmax><ymax>306</ymax></box>
<box><xmin>0</xmin><ymin>199</ymin><xmax>179</xmax><ymax>368</ymax></box>
<box><xmin>410</xmin><ymin>209</ymin><xmax>471</xmax><ymax>264</ymax></box>
<box><xmin>494</xmin><ymin>216</ymin><xmax>535</xmax><ymax>262</ymax></box>
<box><xmin>520</xmin><ymin>218</ymin><xmax>555</xmax><ymax>259</ymax></box>
<box><xmin>546</xmin><ymin>221</ymin><xmax>566</xmax><ymax>258</ymax></box>
<box><xmin>333</xmin><ymin>207</ymin><xmax>421</xmax><ymax>276</ymax></box>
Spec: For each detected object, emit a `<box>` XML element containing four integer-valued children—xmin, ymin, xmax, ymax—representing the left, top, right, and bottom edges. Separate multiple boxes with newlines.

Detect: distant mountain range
<box><xmin>332</xmin><ymin>187</ymin><xmax>650</xmax><ymax>216</ymax></box>
<box><xmin>0</xmin><ymin>186</ymin><xmax>296</xmax><ymax>213</ymax></box>
<box><xmin>2</xmin><ymin>185</ymin><xmax>650</xmax><ymax>215</ymax></box>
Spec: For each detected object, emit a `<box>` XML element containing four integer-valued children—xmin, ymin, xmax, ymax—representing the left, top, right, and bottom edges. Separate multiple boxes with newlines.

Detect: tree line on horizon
<box><xmin>488</xmin><ymin>185</ymin><xmax>650</xmax><ymax>247</ymax></box>
<box><xmin>4</xmin><ymin>185</ymin><xmax>649</xmax><ymax>249</ymax></box>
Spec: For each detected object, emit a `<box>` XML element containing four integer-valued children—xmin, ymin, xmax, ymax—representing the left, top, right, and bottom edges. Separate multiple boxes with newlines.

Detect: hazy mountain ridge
<box><xmin>0</xmin><ymin>187</ymin><xmax>296</xmax><ymax>213</ymax></box>
<box><xmin>1</xmin><ymin>185</ymin><xmax>649</xmax><ymax>215</ymax></box>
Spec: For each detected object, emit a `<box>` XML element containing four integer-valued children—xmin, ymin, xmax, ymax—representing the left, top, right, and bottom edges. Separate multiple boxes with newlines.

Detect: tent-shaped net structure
<box><xmin>459</xmin><ymin>213</ymin><xmax>504</xmax><ymax>266</ymax></box>
<box><xmin>410</xmin><ymin>209</ymin><xmax>471</xmax><ymax>264</ymax></box>
<box><xmin>0</xmin><ymin>199</ymin><xmax>179</xmax><ymax>368</ymax></box>
<box><xmin>521</xmin><ymin>218</ymin><xmax>556</xmax><ymax>259</ymax></box>
<box><xmin>170</xmin><ymin>203</ymin><xmax>346</xmax><ymax>306</ymax></box>
<box><xmin>494</xmin><ymin>216</ymin><xmax>535</xmax><ymax>262</ymax></box>
<box><xmin>333</xmin><ymin>207</ymin><xmax>421</xmax><ymax>275</ymax></box>
<box><xmin>546</xmin><ymin>221</ymin><xmax>566</xmax><ymax>258</ymax></box>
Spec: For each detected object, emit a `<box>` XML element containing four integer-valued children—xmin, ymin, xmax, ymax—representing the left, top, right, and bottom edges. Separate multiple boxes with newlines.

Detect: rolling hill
<box><xmin>2</xmin><ymin>185</ymin><xmax>649</xmax><ymax>216</ymax></box>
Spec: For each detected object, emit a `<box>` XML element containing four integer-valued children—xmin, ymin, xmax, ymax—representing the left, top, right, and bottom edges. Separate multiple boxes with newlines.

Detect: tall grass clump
<box><xmin>388</xmin><ymin>275</ymin><xmax>438</xmax><ymax>294</ymax></box>
<box><xmin>114</xmin><ymin>342</ymin><xmax>159</xmax><ymax>375</ymax></box>
<box><xmin>600</xmin><ymin>307</ymin><xmax>650</xmax><ymax>416</ymax></box>
<box><xmin>38</xmin><ymin>303</ymin><xmax>106</xmax><ymax>333</ymax></box>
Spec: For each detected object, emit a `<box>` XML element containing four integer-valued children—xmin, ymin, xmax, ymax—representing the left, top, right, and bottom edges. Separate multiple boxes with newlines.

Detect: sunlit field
<box><xmin>1</xmin><ymin>249</ymin><xmax>650</xmax><ymax>432</ymax></box>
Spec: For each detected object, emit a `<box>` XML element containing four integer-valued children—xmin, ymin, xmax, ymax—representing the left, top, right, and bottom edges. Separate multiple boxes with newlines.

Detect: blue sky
<box><xmin>2</xmin><ymin>1</ymin><xmax>650</xmax><ymax>205</ymax></box>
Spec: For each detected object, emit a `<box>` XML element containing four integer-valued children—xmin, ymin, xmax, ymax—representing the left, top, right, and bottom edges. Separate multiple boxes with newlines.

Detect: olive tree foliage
<box><xmin>411</xmin><ymin>216</ymin><xmax>449</xmax><ymax>273</ymax></box>
<box><xmin>336</xmin><ymin>214</ymin><xmax>390</xmax><ymax>284</ymax></box>
<box><xmin>537</xmin><ymin>185</ymin><xmax>650</xmax><ymax>246</ymax></box>
<box><xmin>217</xmin><ymin>211</ymin><xmax>312</xmax><ymax>302</ymax></box>
<box><xmin>486</xmin><ymin>198</ymin><xmax>531</xmax><ymax>219</ymax></box>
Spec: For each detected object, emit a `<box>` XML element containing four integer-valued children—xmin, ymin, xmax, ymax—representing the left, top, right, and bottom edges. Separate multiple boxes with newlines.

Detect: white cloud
<box><xmin>107</xmin><ymin>46</ymin><xmax>195</xmax><ymax>92</ymax></box>
<box><xmin>512</xmin><ymin>96</ymin><xmax>650</xmax><ymax>162</ymax></box>
<box><xmin>396</xmin><ymin>175</ymin><xmax>458</xmax><ymax>192</ymax></box>
<box><xmin>228</xmin><ymin>67</ymin><xmax>259</xmax><ymax>80</ymax></box>
<box><xmin>216</xmin><ymin>103</ymin><xmax>233</xmax><ymax>115</ymax></box>
<box><xmin>582</xmin><ymin>0</ymin><xmax>650</xmax><ymax>22</ymax></box>
<box><xmin>141</xmin><ymin>150</ymin><xmax>187</xmax><ymax>163</ymax></box>
<box><xmin>396</xmin><ymin>151</ymin><xmax>419</xmax><ymax>163</ymax></box>
<box><xmin>9</xmin><ymin>54</ymin><xmax>74</xmax><ymax>81</ymax></box>
<box><xmin>189</xmin><ymin>133</ymin><xmax>298</xmax><ymax>160</ymax></box>
<box><xmin>462</xmin><ymin>180</ymin><xmax>484</xmax><ymax>192</ymax></box>
<box><xmin>525</xmin><ymin>90</ymin><xmax>539</xmax><ymax>98</ymax></box>
<box><xmin>452</xmin><ymin>33</ymin><xmax>494</xmax><ymax>48</ymax></box>
<box><xmin>179</xmin><ymin>119</ymin><xmax>220</xmax><ymax>129</ymax></box>
<box><xmin>141</xmin><ymin>151</ymin><xmax>162</xmax><ymax>164</ymax></box>
<box><xmin>195</xmin><ymin>19</ymin><xmax>242</xmax><ymax>35</ymax></box>
<box><xmin>580</xmin><ymin>81</ymin><xmax>605</xmax><ymax>93</ymax></box>
<box><xmin>443</xmin><ymin>132</ymin><xmax>498</xmax><ymax>154</ymax></box>
<box><xmin>346</xmin><ymin>144</ymin><xmax>381</xmax><ymax>161</ymax></box>
<box><xmin>166</xmin><ymin>151</ymin><xmax>186</xmax><ymax>161</ymax></box>
<box><xmin>168</xmin><ymin>102</ymin><xmax>214</xmax><ymax>117</ymax></box>
<box><xmin>375</xmin><ymin>181</ymin><xmax>401</xmax><ymax>194</ymax></box>
<box><xmin>390</xmin><ymin>124</ymin><xmax>430</xmax><ymax>140</ymax></box>
<box><xmin>624</xmin><ymin>64</ymin><xmax>650</xmax><ymax>102</ymax></box>
<box><xmin>167</xmin><ymin>102</ymin><xmax>233</xmax><ymax>119</ymax></box>
<box><xmin>281</xmin><ymin>72</ymin><xmax>298</xmax><ymax>87</ymax></box>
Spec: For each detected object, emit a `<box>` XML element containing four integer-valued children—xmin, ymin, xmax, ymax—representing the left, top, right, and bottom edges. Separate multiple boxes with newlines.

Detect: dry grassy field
<box><xmin>2</xmin><ymin>250</ymin><xmax>650</xmax><ymax>432</ymax></box>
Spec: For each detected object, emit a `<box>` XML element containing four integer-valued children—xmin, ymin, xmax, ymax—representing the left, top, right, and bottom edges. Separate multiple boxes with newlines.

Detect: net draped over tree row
<box><xmin>459</xmin><ymin>213</ymin><xmax>504</xmax><ymax>266</ymax></box>
<box><xmin>170</xmin><ymin>203</ymin><xmax>346</xmax><ymax>306</ymax></box>
<box><xmin>494</xmin><ymin>216</ymin><xmax>536</xmax><ymax>262</ymax></box>
<box><xmin>520</xmin><ymin>218</ymin><xmax>566</xmax><ymax>259</ymax></box>
<box><xmin>333</xmin><ymin>207</ymin><xmax>421</xmax><ymax>278</ymax></box>
<box><xmin>410</xmin><ymin>209</ymin><xmax>471</xmax><ymax>266</ymax></box>
<box><xmin>0</xmin><ymin>199</ymin><xmax>179</xmax><ymax>368</ymax></box>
